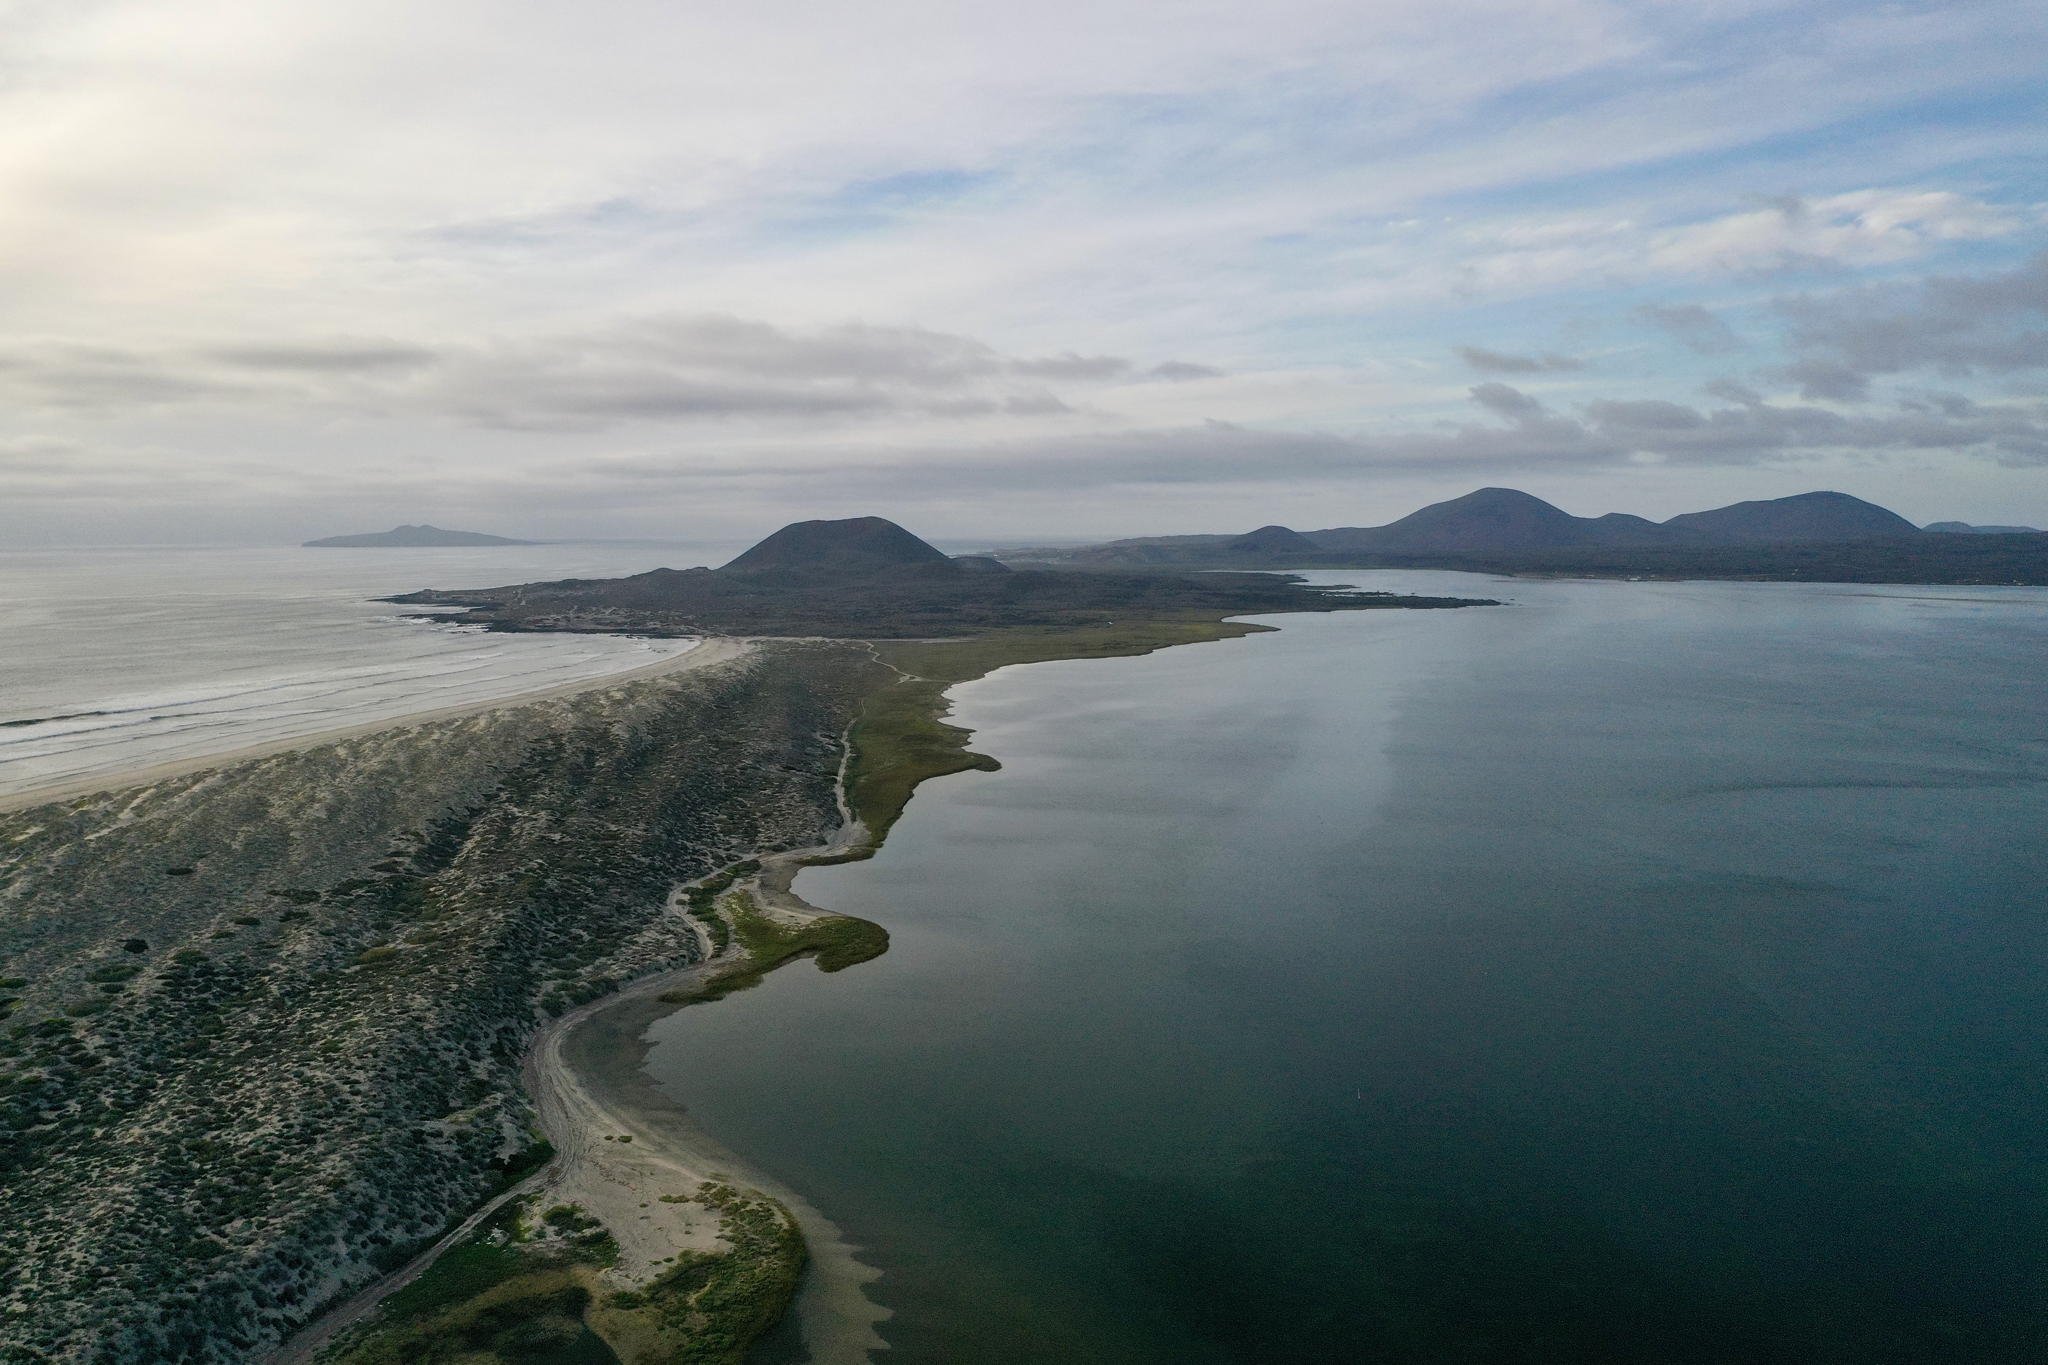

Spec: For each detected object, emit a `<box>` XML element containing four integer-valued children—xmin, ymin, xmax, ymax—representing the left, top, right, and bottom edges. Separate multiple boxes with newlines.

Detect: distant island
<box><xmin>389</xmin><ymin>514</ymin><xmax>1492</xmax><ymax>637</ymax></box>
<box><xmin>1002</xmin><ymin>488</ymin><xmax>2048</xmax><ymax>585</ymax></box>
<box><xmin>305</xmin><ymin>524</ymin><xmax>534</xmax><ymax>548</ymax></box>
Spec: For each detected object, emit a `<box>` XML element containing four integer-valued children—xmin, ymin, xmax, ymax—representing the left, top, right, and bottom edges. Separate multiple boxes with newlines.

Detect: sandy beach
<box><xmin>541</xmin><ymin>915</ymin><xmax>892</xmax><ymax>1365</ymax></box>
<box><xmin>269</xmin><ymin>819</ymin><xmax>891</xmax><ymax>1365</ymax></box>
<box><xmin>0</xmin><ymin>636</ymin><xmax>752</xmax><ymax>816</ymax></box>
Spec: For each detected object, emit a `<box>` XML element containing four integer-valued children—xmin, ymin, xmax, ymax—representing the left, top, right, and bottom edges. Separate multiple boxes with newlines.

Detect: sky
<box><xmin>2</xmin><ymin>0</ymin><xmax>2045</xmax><ymax>545</ymax></box>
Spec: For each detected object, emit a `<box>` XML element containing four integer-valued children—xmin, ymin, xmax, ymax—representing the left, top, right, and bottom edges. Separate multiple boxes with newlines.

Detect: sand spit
<box><xmin>275</xmin><ymin>838</ymin><xmax>892</xmax><ymax>1365</ymax></box>
<box><xmin>0</xmin><ymin>636</ymin><xmax>752</xmax><ymax>816</ymax></box>
<box><xmin>543</xmin><ymin>902</ymin><xmax>892</xmax><ymax>1365</ymax></box>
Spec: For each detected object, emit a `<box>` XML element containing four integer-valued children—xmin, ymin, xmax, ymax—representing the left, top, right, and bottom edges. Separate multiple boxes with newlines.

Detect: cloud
<box><xmin>0</xmin><ymin>315</ymin><xmax>1200</xmax><ymax>431</ymax></box>
<box><xmin>551</xmin><ymin>388</ymin><xmax>2048</xmax><ymax>510</ymax></box>
<box><xmin>1575</xmin><ymin>392</ymin><xmax>2048</xmax><ymax>467</ymax></box>
<box><xmin>205</xmin><ymin>342</ymin><xmax>439</xmax><ymax>373</ymax></box>
<box><xmin>1636</xmin><ymin>303</ymin><xmax>1741</xmax><ymax>354</ymax></box>
<box><xmin>584</xmin><ymin>316</ymin><xmax>1005</xmax><ymax>388</ymax></box>
<box><xmin>1776</xmin><ymin>250</ymin><xmax>2048</xmax><ymax>383</ymax></box>
<box><xmin>1899</xmin><ymin>390</ymin><xmax>1975</xmax><ymax>417</ymax></box>
<box><xmin>13</xmin><ymin>372</ymin><xmax>2047</xmax><ymax>541</ymax></box>
<box><xmin>1467</xmin><ymin>381</ymin><xmax>1548</xmax><ymax>421</ymax></box>
<box><xmin>2</xmin><ymin>2</ymin><xmax>2046</xmax><ymax>538</ymax></box>
<box><xmin>1455</xmin><ymin>345</ymin><xmax>1585</xmax><ymax>374</ymax></box>
<box><xmin>1646</xmin><ymin>190</ymin><xmax>2023</xmax><ymax>277</ymax></box>
<box><xmin>0</xmin><ymin>348</ymin><xmax>263</xmax><ymax>410</ymax></box>
<box><xmin>1771</xmin><ymin>357</ymin><xmax>1870</xmax><ymax>403</ymax></box>
<box><xmin>428</xmin><ymin>320</ymin><xmax>1114</xmax><ymax>430</ymax></box>
<box><xmin>1010</xmin><ymin>352</ymin><xmax>1132</xmax><ymax>380</ymax></box>
<box><xmin>1704</xmin><ymin>378</ymin><xmax>1763</xmax><ymax>407</ymax></box>
<box><xmin>1359</xmin><ymin>188</ymin><xmax>2032</xmax><ymax>323</ymax></box>
<box><xmin>1145</xmin><ymin>360</ymin><xmax>1226</xmax><ymax>382</ymax></box>
<box><xmin>1581</xmin><ymin>399</ymin><xmax>1705</xmax><ymax>431</ymax></box>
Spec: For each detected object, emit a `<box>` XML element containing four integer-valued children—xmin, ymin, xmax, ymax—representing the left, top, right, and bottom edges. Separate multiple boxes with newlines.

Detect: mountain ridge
<box><xmin>1035</xmin><ymin>488</ymin><xmax>1974</xmax><ymax>560</ymax></box>
<box><xmin>997</xmin><ymin>488</ymin><xmax>2047</xmax><ymax>584</ymax></box>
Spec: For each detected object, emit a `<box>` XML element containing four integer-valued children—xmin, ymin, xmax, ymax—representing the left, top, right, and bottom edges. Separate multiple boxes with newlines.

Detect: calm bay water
<box><xmin>0</xmin><ymin>540</ymin><xmax>751</xmax><ymax>801</ymax></box>
<box><xmin>645</xmin><ymin>573</ymin><xmax>2048</xmax><ymax>1364</ymax></box>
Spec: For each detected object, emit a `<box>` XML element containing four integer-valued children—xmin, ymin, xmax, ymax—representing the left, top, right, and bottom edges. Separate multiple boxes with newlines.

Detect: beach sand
<box><xmin>544</xmin><ymin>943</ymin><xmax>892</xmax><ymax>1364</ymax></box>
<box><xmin>0</xmin><ymin>636</ymin><xmax>752</xmax><ymax>816</ymax></box>
<box><xmin>267</xmin><ymin>776</ymin><xmax>890</xmax><ymax>1365</ymax></box>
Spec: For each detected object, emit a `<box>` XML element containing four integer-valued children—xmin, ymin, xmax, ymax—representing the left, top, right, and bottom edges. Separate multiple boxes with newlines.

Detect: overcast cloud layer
<box><xmin>2</xmin><ymin>0</ymin><xmax>2045</xmax><ymax>543</ymax></box>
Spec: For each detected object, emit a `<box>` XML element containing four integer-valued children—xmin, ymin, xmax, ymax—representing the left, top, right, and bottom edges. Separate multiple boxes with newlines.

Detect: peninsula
<box><xmin>0</xmin><ymin>516</ymin><xmax>1493</xmax><ymax>1365</ymax></box>
<box><xmin>305</xmin><ymin>524</ymin><xmax>535</xmax><ymax>548</ymax></box>
<box><xmin>386</xmin><ymin>513</ymin><xmax>1489</xmax><ymax>638</ymax></box>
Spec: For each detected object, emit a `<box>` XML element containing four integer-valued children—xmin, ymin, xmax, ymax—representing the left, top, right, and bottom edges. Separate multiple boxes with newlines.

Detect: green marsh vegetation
<box><xmin>847</xmin><ymin>615</ymin><xmax>1271</xmax><ymax>841</ymax></box>
<box><xmin>324</xmin><ymin>1182</ymin><xmax>803</xmax><ymax>1365</ymax></box>
<box><xmin>322</xmin><ymin>1196</ymin><xmax>621</xmax><ymax>1365</ymax></box>
<box><xmin>598</xmin><ymin>1184</ymin><xmax>805</xmax><ymax>1365</ymax></box>
<box><xmin>667</xmin><ymin>888</ymin><xmax>888</xmax><ymax>1006</ymax></box>
<box><xmin>342</xmin><ymin>876</ymin><xmax>876</xmax><ymax>1364</ymax></box>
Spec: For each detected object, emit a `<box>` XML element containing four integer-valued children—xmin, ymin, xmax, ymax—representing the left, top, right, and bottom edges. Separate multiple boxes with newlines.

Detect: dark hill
<box><xmin>1663</xmin><ymin>491</ymin><xmax>1918</xmax><ymax>543</ymax></box>
<box><xmin>305</xmin><ymin>524</ymin><xmax>533</xmax><ymax>548</ymax></box>
<box><xmin>1227</xmin><ymin>525</ymin><xmax>1320</xmax><ymax>557</ymax></box>
<box><xmin>1312</xmin><ymin>488</ymin><xmax>1676</xmax><ymax>553</ymax></box>
<box><xmin>1361</xmin><ymin>487</ymin><xmax>1581</xmax><ymax>552</ymax></box>
<box><xmin>721</xmin><ymin>516</ymin><xmax>955</xmax><ymax>577</ymax></box>
<box><xmin>1584</xmin><ymin>512</ymin><xmax>1691</xmax><ymax>545</ymax></box>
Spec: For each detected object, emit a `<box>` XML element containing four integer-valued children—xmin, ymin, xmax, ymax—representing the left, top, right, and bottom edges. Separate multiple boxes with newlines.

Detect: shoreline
<box><xmin>267</xmin><ymin>617</ymin><xmax>1311</xmax><ymax>1362</ymax></box>
<box><xmin>0</xmin><ymin>636</ymin><xmax>751</xmax><ymax>816</ymax></box>
<box><xmin>273</xmin><ymin>808</ymin><xmax>893</xmax><ymax>1365</ymax></box>
<box><xmin>546</xmin><ymin>884</ymin><xmax>892</xmax><ymax>1365</ymax></box>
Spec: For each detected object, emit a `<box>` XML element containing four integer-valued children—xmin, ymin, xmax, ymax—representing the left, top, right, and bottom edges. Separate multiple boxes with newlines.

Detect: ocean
<box><xmin>0</xmin><ymin>541</ymin><xmax>751</xmax><ymax>803</ymax></box>
<box><xmin>639</xmin><ymin>572</ymin><xmax>2048</xmax><ymax>1364</ymax></box>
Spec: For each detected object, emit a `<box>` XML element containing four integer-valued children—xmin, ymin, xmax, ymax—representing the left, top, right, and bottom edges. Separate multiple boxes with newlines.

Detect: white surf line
<box><xmin>0</xmin><ymin>637</ymin><xmax>753</xmax><ymax>815</ymax></box>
